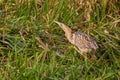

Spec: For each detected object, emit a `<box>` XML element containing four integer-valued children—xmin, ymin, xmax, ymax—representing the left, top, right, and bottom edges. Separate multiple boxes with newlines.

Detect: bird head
<box><xmin>54</xmin><ymin>21</ymin><xmax>72</xmax><ymax>33</ymax></box>
<box><xmin>54</xmin><ymin>21</ymin><xmax>65</xmax><ymax>29</ymax></box>
<box><xmin>54</xmin><ymin>21</ymin><xmax>72</xmax><ymax>42</ymax></box>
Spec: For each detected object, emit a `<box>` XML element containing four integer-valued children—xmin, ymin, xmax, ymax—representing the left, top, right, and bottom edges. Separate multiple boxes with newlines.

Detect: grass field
<box><xmin>0</xmin><ymin>0</ymin><xmax>120</xmax><ymax>80</ymax></box>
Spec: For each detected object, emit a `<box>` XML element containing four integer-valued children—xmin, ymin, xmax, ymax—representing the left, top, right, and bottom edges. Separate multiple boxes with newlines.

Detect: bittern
<box><xmin>54</xmin><ymin>21</ymin><xmax>98</xmax><ymax>59</ymax></box>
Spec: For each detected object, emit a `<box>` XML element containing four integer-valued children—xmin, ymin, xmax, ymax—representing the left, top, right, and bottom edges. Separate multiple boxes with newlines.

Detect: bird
<box><xmin>54</xmin><ymin>21</ymin><xmax>98</xmax><ymax>59</ymax></box>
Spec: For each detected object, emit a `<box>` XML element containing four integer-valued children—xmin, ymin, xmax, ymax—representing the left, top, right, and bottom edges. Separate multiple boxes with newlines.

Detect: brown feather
<box><xmin>54</xmin><ymin>21</ymin><xmax>98</xmax><ymax>54</ymax></box>
<box><xmin>71</xmin><ymin>32</ymin><xmax>98</xmax><ymax>53</ymax></box>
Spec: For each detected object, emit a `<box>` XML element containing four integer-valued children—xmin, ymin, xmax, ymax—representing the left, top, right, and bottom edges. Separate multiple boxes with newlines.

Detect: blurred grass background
<box><xmin>0</xmin><ymin>0</ymin><xmax>120</xmax><ymax>79</ymax></box>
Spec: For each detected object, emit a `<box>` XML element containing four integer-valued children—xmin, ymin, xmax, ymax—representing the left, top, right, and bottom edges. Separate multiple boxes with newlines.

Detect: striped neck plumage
<box><xmin>54</xmin><ymin>21</ymin><xmax>72</xmax><ymax>42</ymax></box>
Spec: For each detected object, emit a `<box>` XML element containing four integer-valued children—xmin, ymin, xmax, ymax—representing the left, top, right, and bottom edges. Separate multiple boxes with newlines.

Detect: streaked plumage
<box><xmin>71</xmin><ymin>32</ymin><xmax>98</xmax><ymax>53</ymax></box>
<box><xmin>54</xmin><ymin>21</ymin><xmax>98</xmax><ymax>58</ymax></box>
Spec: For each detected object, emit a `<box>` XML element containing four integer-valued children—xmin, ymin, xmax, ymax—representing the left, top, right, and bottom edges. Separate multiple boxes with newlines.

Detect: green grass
<box><xmin>0</xmin><ymin>0</ymin><xmax>120</xmax><ymax>80</ymax></box>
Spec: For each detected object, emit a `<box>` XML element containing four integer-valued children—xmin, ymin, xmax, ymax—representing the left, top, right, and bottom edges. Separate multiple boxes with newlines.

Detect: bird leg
<box><xmin>90</xmin><ymin>50</ymin><xmax>97</xmax><ymax>60</ymax></box>
<box><xmin>73</xmin><ymin>46</ymin><xmax>88</xmax><ymax>60</ymax></box>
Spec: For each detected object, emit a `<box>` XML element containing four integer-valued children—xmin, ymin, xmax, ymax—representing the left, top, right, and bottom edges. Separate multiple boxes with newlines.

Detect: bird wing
<box><xmin>72</xmin><ymin>32</ymin><xmax>98</xmax><ymax>51</ymax></box>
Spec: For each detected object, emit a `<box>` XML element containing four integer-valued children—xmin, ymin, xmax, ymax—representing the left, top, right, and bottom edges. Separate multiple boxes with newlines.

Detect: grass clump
<box><xmin>0</xmin><ymin>0</ymin><xmax>120</xmax><ymax>80</ymax></box>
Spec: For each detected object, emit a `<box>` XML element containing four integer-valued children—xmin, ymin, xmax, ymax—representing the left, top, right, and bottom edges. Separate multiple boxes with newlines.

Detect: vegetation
<box><xmin>0</xmin><ymin>0</ymin><xmax>120</xmax><ymax>79</ymax></box>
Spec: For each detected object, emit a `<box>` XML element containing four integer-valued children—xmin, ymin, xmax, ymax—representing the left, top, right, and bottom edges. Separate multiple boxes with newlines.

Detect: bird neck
<box><xmin>60</xmin><ymin>24</ymin><xmax>72</xmax><ymax>42</ymax></box>
<box><xmin>65</xmin><ymin>30</ymin><xmax>72</xmax><ymax>42</ymax></box>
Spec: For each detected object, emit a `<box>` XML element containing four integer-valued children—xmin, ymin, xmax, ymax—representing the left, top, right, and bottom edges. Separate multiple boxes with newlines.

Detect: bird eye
<box><xmin>59</xmin><ymin>23</ymin><xmax>63</xmax><ymax>27</ymax></box>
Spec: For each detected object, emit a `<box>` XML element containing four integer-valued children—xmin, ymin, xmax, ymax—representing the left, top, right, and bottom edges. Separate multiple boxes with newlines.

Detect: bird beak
<box><xmin>54</xmin><ymin>21</ymin><xmax>63</xmax><ymax>27</ymax></box>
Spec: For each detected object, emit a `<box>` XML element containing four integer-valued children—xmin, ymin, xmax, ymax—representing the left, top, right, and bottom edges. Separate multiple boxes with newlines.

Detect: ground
<box><xmin>0</xmin><ymin>0</ymin><xmax>120</xmax><ymax>79</ymax></box>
